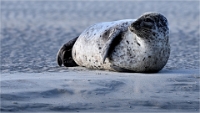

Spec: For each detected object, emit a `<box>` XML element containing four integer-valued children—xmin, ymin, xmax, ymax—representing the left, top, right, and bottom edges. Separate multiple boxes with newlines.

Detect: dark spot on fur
<box><xmin>74</xmin><ymin>51</ymin><xmax>76</xmax><ymax>57</ymax></box>
<box><xmin>137</xmin><ymin>42</ymin><xmax>140</xmax><ymax>46</ymax></box>
<box><xmin>102</xmin><ymin>29</ymin><xmax>111</xmax><ymax>42</ymax></box>
<box><xmin>126</xmin><ymin>41</ymin><xmax>129</xmax><ymax>44</ymax></box>
<box><xmin>99</xmin><ymin>47</ymin><xmax>102</xmax><ymax>49</ymax></box>
<box><xmin>143</xmin><ymin>57</ymin><xmax>145</xmax><ymax>61</ymax></box>
<box><xmin>148</xmin><ymin>56</ymin><xmax>151</xmax><ymax>58</ymax></box>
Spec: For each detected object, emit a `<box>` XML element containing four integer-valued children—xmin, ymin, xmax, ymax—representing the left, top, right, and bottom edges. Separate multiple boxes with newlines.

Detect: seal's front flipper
<box><xmin>101</xmin><ymin>29</ymin><xmax>123</xmax><ymax>63</ymax></box>
<box><xmin>57</xmin><ymin>37</ymin><xmax>78</xmax><ymax>67</ymax></box>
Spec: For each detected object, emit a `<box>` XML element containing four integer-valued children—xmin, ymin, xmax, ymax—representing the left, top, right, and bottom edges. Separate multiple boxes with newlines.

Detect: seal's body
<box><xmin>57</xmin><ymin>12</ymin><xmax>170</xmax><ymax>72</ymax></box>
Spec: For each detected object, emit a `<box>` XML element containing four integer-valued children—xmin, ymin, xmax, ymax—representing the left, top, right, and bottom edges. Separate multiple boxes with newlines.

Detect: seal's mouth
<box><xmin>129</xmin><ymin>26</ymin><xmax>136</xmax><ymax>32</ymax></box>
<box><xmin>129</xmin><ymin>21</ymin><xmax>151</xmax><ymax>38</ymax></box>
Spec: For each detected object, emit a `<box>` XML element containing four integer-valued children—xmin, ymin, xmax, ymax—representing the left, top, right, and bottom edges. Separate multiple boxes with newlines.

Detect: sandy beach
<box><xmin>1</xmin><ymin>1</ymin><xmax>199</xmax><ymax>112</ymax></box>
<box><xmin>1</xmin><ymin>69</ymin><xmax>199</xmax><ymax>112</ymax></box>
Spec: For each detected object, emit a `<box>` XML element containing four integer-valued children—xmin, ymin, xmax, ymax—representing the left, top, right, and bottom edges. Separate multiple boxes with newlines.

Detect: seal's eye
<box><xmin>144</xmin><ymin>18</ymin><xmax>154</xmax><ymax>23</ymax></box>
<box><xmin>143</xmin><ymin>18</ymin><xmax>154</xmax><ymax>29</ymax></box>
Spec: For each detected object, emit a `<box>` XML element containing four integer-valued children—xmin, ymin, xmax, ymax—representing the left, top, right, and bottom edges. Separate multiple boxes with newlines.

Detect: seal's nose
<box><xmin>129</xmin><ymin>21</ymin><xmax>140</xmax><ymax>32</ymax></box>
<box><xmin>131</xmin><ymin>21</ymin><xmax>140</xmax><ymax>30</ymax></box>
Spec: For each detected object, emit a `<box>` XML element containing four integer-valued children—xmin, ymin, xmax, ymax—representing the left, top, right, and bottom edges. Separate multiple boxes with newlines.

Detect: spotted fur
<box><xmin>57</xmin><ymin>12</ymin><xmax>170</xmax><ymax>72</ymax></box>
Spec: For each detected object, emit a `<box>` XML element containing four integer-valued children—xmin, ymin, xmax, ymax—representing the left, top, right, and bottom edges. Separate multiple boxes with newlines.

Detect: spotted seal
<box><xmin>57</xmin><ymin>12</ymin><xmax>170</xmax><ymax>72</ymax></box>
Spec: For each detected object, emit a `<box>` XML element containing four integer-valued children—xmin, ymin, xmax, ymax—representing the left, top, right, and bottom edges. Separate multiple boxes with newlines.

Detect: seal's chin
<box><xmin>129</xmin><ymin>26</ymin><xmax>139</xmax><ymax>36</ymax></box>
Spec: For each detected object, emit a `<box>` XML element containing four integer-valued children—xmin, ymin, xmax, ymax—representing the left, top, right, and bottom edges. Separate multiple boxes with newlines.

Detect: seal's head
<box><xmin>130</xmin><ymin>12</ymin><xmax>169</xmax><ymax>39</ymax></box>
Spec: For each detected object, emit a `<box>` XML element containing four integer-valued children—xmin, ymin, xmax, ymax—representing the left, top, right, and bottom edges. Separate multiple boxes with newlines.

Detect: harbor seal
<box><xmin>57</xmin><ymin>12</ymin><xmax>170</xmax><ymax>72</ymax></box>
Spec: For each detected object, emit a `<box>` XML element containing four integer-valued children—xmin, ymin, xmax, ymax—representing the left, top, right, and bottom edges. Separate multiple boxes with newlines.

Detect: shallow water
<box><xmin>1</xmin><ymin>1</ymin><xmax>199</xmax><ymax>73</ymax></box>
